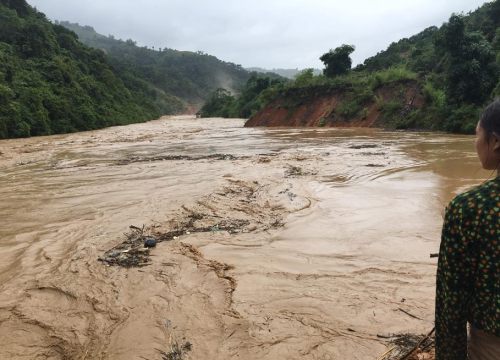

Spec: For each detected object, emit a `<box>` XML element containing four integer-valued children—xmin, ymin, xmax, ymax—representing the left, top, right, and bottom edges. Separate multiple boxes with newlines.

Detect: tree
<box><xmin>198</xmin><ymin>88</ymin><xmax>235</xmax><ymax>117</ymax></box>
<box><xmin>294</xmin><ymin>68</ymin><xmax>315</xmax><ymax>86</ymax></box>
<box><xmin>491</xmin><ymin>0</ymin><xmax>500</xmax><ymax>25</ymax></box>
<box><xmin>493</xmin><ymin>28</ymin><xmax>500</xmax><ymax>51</ymax></box>
<box><xmin>320</xmin><ymin>44</ymin><xmax>355</xmax><ymax>77</ymax></box>
<box><xmin>435</xmin><ymin>15</ymin><xmax>498</xmax><ymax>105</ymax></box>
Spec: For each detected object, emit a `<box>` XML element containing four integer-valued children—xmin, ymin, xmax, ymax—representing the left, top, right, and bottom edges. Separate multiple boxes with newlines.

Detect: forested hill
<box><xmin>358</xmin><ymin>2</ymin><xmax>499</xmax><ymax>74</ymax></box>
<box><xmin>209</xmin><ymin>1</ymin><xmax>500</xmax><ymax>134</ymax></box>
<box><xmin>59</xmin><ymin>21</ymin><xmax>251</xmax><ymax>104</ymax></box>
<box><xmin>348</xmin><ymin>0</ymin><xmax>500</xmax><ymax>133</ymax></box>
<box><xmin>0</xmin><ymin>0</ymin><xmax>188</xmax><ymax>139</ymax></box>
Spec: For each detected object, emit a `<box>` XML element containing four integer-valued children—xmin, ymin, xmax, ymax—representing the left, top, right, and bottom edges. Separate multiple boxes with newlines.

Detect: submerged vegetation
<box><xmin>203</xmin><ymin>0</ymin><xmax>500</xmax><ymax>134</ymax></box>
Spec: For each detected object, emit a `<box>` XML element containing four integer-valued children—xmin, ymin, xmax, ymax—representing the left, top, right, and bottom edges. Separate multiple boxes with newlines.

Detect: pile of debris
<box><xmin>98</xmin><ymin>225</ymin><xmax>153</xmax><ymax>267</ymax></box>
<box><xmin>284</xmin><ymin>165</ymin><xmax>317</xmax><ymax>177</ymax></box>
<box><xmin>159</xmin><ymin>340</ymin><xmax>192</xmax><ymax>360</ymax></box>
<box><xmin>98</xmin><ymin>178</ymin><xmax>296</xmax><ymax>268</ymax></box>
<box><xmin>115</xmin><ymin>153</ymin><xmax>246</xmax><ymax>165</ymax></box>
<box><xmin>98</xmin><ymin>212</ymin><xmax>251</xmax><ymax>267</ymax></box>
<box><xmin>377</xmin><ymin>329</ymin><xmax>435</xmax><ymax>360</ymax></box>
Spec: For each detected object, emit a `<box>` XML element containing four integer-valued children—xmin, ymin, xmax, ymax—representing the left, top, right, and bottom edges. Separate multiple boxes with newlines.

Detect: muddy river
<box><xmin>0</xmin><ymin>116</ymin><xmax>493</xmax><ymax>359</ymax></box>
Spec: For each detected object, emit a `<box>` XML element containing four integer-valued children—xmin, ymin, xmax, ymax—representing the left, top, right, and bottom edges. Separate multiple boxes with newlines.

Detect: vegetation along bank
<box><xmin>0</xmin><ymin>0</ymin><xmax>252</xmax><ymax>138</ymax></box>
<box><xmin>202</xmin><ymin>1</ymin><xmax>500</xmax><ymax>134</ymax></box>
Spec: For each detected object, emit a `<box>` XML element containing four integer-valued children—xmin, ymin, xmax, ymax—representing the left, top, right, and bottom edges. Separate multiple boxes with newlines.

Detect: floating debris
<box><xmin>284</xmin><ymin>165</ymin><xmax>317</xmax><ymax>177</ymax></box>
<box><xmin>377</xmin><ymin>329</ymin><xmax>435</xmax><ymax>360</ymax></box>
<box><xmin>144</xmin><ymin>237</ymin><xmax>157</xmax><ymax>248</ymax></box>
<box><xmin>349</xmin><ymin>144</ymin><xmax>379</xmax><ymax>149</ymax></box>
<box><xmin>115</xmin><ymin>153</ymin><xmax>247</xmax><ymax>165</ymax></box>
<box><xmin>98</xmin><ymin>209</ymin><xmax>252</xmax><ymax>267</ymax></box>
<box><xmin>99</xmin><ymin>179</ymin><xmax>295</xmax><ymax>268</ymax></box>
<box><xmin>159</xmin><ymin>340</ymin><xmax>192</xmax><ymax>360</ymax></box>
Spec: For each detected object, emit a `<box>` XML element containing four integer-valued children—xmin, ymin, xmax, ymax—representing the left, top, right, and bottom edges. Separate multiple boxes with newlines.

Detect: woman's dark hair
<box><xmin>480</xmin><ymin>99</ymin><xmax>500</xmax><ymax>140</ymax></box>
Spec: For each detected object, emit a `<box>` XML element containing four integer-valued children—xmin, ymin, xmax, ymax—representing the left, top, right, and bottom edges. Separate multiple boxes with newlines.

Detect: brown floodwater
<box><xmin>0</xmin><ymin>116</ymin><xmax>493</xmax><ymax>359</ymax></box>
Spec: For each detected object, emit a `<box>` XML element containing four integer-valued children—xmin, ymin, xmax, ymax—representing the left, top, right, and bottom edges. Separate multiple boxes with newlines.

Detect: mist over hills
<box><xmin>0</xmin><ymin>0</ymin><xmax>189</xmax><ymax>138</ymax></box>
<box><xmin>0</xmin><ymin>0</ymin><xmax>254</xmax><ymax>138</ymax></box>
<box><xmin>2</xmin><ymin>0</ymin><xmax>499</xmax><ymax>138</ymax></box>
<box><xmin>247</xmin><ymin>67</ymin><xmax>322</xmax><ymax>79</ymax></box>
<box><xmin>59</xmin><ymin>21</ymin><xmax>251</xmax><ymax>104</ymax></box>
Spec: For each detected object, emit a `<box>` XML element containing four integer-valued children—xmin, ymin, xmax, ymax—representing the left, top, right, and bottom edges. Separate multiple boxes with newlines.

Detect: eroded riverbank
<box><xmin>0</xmin><ymin>116</ymin><xmax>491</xmax><ymax>359</ymax></box>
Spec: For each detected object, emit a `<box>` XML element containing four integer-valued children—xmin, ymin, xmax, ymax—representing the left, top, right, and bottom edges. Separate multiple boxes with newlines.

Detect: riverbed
<box><xmin>0</xmin><ymin>116</ymin><xmax>491</xmax><ymax>359</ymax></box>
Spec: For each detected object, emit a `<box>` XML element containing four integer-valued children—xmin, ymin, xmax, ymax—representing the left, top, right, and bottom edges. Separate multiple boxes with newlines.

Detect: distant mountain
<box><xmin>0</xmin><ymin>0</ymin><xmax>184</xmax><ymax>138</ymax></box>
<box><xmin>59</xmin><ymin>21</ymin><xmax>251</xmax><ymax>105</ymax></box>
<box><xmin>247</xmin><ymin>67</ymin><xmax>322</xmax><ymax>79</ymax></box>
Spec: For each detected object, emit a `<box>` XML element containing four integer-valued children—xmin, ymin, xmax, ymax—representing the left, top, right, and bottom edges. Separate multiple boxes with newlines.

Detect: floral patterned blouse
<box><xmin>435</xmin><ymin>176</ymin><xmax>499</xmax><ymax>359</ymax></box>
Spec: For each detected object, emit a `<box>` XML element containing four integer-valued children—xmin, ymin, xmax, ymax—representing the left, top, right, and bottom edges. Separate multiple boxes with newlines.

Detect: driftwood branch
<box><xmin>398</xmin><ymin>327</ymin><xmax>435</xmax><ymax>360</ymax></box>
<box><xmin>398</xmin><ymin>308</ymin><xmax>423</xmax><ymax>320</ymax></box>
<box><xmin>376</xmin><ymin>346</ymin><xmax>396</xmax><ymax>360</ymax></box>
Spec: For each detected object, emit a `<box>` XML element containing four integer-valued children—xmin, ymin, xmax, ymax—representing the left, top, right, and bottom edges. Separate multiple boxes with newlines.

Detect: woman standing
<box><xmin>435</xmin><ymin>100</ymin><xmax>500</xmax><ymax>359</ymax></box>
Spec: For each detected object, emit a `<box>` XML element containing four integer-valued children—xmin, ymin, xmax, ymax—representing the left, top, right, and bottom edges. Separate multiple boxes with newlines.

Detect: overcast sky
<box><xmin>27</xmin><ymin>0</ymin><xmax>489</xmax><ymax>69</ymax></box>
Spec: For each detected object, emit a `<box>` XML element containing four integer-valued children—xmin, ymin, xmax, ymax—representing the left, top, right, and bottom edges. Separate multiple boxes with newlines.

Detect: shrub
<box><xmin>336</xmin><ymin>88</ymin><xmax>374</xmax><ymax>119</ymax></box>
<box><xmin>360</xmin><ymin>107</ymin><xmax>369</xmax><ymax>119</ymax></box>
<box><xmin>444</xmin><ymin>105</ymin><xmax>481</xmax><ymax>134</ymax></box>
<box><xmin>379</xmin><ymin>100</ymin><xmax>404</xmax><ymax>119</ymax></box>
<box><xmin>293</xmin><ymin>68</ymin><xmax>315</xmax><ymax>87</ymax></box>
<box><xmin>337</xmin><ymin>100</ymin><xmax>361</xmax><ymax>119</ymax></box>
<box><xmin>493</xmin><ymin>80</ymin><xmax>500</xmax><ymax>97</ymax></box>
<box><xmin>369</xmin><ymin>66</ymin><xmax>418</xmax><ymax>89</ymax></box>
<box><xmin>422</xmin><ymin>81</ymin><xmax>446</xmax><ymax>107</ymax></box>
<box><xmin>198</xmin><ymin>88</ymin><xmax>235</xmax><ymax>117</ymax></box>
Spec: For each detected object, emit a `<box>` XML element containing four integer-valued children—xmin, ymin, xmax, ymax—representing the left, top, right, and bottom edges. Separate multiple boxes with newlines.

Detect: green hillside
<box><xmin>0</xmin><ymin>0</ymin><xmax>187</xmax><ymax>139</ymax></box>
<box><xmin>213</xmin><ymin>1</ymin><xmax>500</xmax><ymax>134</ymax></box>
<box><xmin>198</xmin><ymin>74</ymin><xmax>287</xmax><ymax>118</ymax></box>
<box><xmin>59</xmin><ymin>21</ymin><xmax>251</xmax><ymax>104</ymax></box>
<box><xmin>352</xmin><ymin>0</ymin><xmax>500</xmax><ymax>133</ymax></box>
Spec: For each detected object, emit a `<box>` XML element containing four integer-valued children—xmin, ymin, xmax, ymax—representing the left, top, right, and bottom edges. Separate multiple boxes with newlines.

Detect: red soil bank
<box><xmin>245</xmin><ymin>81</ymin><xmax>424</xmax><ymax>128</ymax></box>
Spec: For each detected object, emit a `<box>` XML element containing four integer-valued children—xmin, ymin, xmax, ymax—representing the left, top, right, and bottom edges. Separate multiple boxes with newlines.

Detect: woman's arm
<box><xmin>435</xmin><ymin>199</ymin><xmax>474</xmax><ymax>360</ymax></box>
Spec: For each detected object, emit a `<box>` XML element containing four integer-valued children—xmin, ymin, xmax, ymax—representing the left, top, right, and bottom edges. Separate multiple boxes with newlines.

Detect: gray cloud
<box><xmin>27</xmin><ymin>0</ymin><xmax>489</xmax><ymax>69</ymax></box>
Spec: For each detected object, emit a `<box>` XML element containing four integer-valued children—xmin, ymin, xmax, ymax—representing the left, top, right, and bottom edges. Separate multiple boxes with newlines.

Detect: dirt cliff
<box><xmin>245</xmin><ymin>81</ymin><xmax>424</xmax><ymax>128</ymax></box>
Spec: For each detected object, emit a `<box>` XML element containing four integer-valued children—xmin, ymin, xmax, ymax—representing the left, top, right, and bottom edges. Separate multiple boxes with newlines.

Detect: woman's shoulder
<box><xmin>447</xmin><ymin>177</ymin><xmax>499</xmax><ymax>213</ymax></box>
